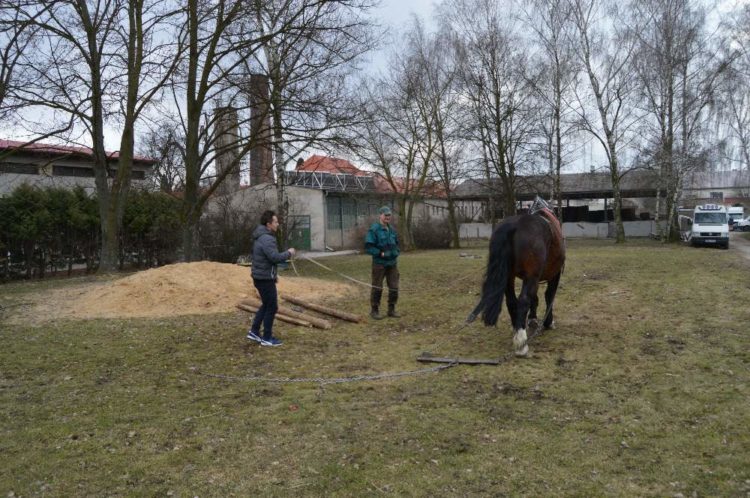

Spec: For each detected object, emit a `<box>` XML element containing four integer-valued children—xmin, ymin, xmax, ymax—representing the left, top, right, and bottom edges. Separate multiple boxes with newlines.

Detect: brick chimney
<box><xmin>214</xmin><ymin>105</ymin><xmax>240</xmax><ymax>194</ymax></box>
<box><xmin>248</xmin><ymin>74</ymin><xmax>274</xmax><ymax>185</ymax></box>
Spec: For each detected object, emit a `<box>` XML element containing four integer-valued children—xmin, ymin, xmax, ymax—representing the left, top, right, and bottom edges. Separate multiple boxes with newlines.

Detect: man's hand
<box><xmin>288</xmin><ymin>247</ymin><xmax>296</xmax><ymax>256</ymax></box>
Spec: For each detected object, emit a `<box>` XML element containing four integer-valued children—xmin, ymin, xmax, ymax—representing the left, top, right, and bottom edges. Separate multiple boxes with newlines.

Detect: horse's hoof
<box><xmin>515</xmin><ymin>344</ymin><xmax>529</xmax><ymax>357</ymax></box>
<box><xmin>528</xmin><ymin>319</ymin><xmax>539</xmax><ymax>332</ymax></box>
<box><xmin>544</xmin><ymin>321</ymin><xmax>556</xmax><ymax>330</ymax></box>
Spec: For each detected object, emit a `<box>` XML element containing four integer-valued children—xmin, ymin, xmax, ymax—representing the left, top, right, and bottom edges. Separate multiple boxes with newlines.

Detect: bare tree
<box><xmin>718</xmin><ymin>4</ymin><xmax>750</xmax><ymax>193</ymax></box>
<box><xmin>13</xmin><ymin>0</ymin><xmax>182</xmax><ymax>271</ymax></box>
<box><xmin>348</xmin><ymin>78</ymin><xmax>429</xmax><ymax>250</ymax></box>
<box><xmin>174</xmin><ymin>0</ymin><xmax>376</xmax><ymax>260</ymax></box>
<box><xmin>139</xmin><ymin>121</ymin><xmax>185</xmax><ymax>193</ymax></box>
<box><xmin>570</xmin><ymin>0</ymin><xmax>639</xmax><ymax>243</ymax></box>
<box><xmin>248</xmin><ymin>0</ymin><xmax>378</xmax><ymax>245</ymax></box>
<box><xmin>0</xmin><ymin>1</ymin><xmax>76</xmax><ymax>154</ymax></box>
<box><xmin>443</xmin><ymin>0</ymin><xmax>534</xmax><ymax>219</ymax></box>
<box><xmin>523</xmin><ymin>0</ymin><xmax>580</xmax><ymax>220</ymax></box>
<box><xmin>0</xmin><ymin>0</ymin><xmax>37</xmax><ymax>120</ymax></box>
<box><xmin>175</xmin><ymin>0</ymin><xmax>270</xmax><ymax>260</ymax></box>
<box><xmin>631</xmin><ymin>0</ymin><xmax>727</xmax><ymax>241</ymax></box>
<box><xmin>404</xmin><ymin>18</ymin><xmax>465</xmax><ymax>248</ymax></box>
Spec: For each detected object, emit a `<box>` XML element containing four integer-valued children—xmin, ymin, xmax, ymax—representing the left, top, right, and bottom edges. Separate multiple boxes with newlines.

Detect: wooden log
<box><xmin>239</xmin><ymin>298</ymin><xmax>332</xmax><ymax>330</ymax></box>
<box><xmin>236</xmin><ymin>303</ymin><xmax>313</xmax><ymax>328</ymax></box>
<box><xmin>416</xmin><ymin>355</ymin><xmax>500</xmax><ymax>365</ymax></box>
<box><xmin>281</xmin><ymin>295</ymin><xmax>362</xmax><ymax>323</ymax></box>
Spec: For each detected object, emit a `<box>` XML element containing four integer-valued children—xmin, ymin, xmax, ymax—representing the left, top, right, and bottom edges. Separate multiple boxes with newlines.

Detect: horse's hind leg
<box><xmin>543</xmin><ymin>272</ymin><xmax>561</xmax><ymax>330</ymax></box>
<box><xmin>527</xmin><ymin>282</ymin><xmax>541</xmax><ymax>334</ymax></box>
<box><xmin>513</xmin><ymin>277</ymin><xmax>538</xmax><ymax>357</ymax></box>
<box><xmin>504</xmin><ymin>276</ymin><xmax>517</xmax><ymax>322</ymax></box>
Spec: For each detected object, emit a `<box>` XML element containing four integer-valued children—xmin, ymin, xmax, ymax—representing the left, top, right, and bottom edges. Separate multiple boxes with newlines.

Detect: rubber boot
<box><xmin>370</xmin><ymin>306</ymin><xmax>383</xmax><ymax>320</ymax></box>
<box><xmin>387</xmin><ymin>305</ymin><xmax>401</xmax><ymax>318</ymax></box>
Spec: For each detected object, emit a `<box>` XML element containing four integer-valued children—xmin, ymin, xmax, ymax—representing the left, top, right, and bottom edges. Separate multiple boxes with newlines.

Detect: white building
<box><xmin>0</xmin><ymin>139</ymin><xmax>156</xmax><ymax>196</ymax></box>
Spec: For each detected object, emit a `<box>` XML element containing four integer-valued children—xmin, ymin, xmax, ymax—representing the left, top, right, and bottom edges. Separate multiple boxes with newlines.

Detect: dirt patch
<box><xmin>6</xmin><ymin>261</ymin><xmax>354</xmax><ymax>324</ymax></box>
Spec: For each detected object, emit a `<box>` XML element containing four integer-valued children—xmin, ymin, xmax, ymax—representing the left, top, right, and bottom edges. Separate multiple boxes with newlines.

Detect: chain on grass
<box><xmin>193</xmin><ymin>362</ymin><xmax>457</xmax><ymax>385</ymax></box>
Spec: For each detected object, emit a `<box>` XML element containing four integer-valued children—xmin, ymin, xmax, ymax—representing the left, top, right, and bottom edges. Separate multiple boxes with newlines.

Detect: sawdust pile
<box><xmin>29</xmin><ymin>261</ymin><xmax>355</xmax><ymax>321</ymax></box>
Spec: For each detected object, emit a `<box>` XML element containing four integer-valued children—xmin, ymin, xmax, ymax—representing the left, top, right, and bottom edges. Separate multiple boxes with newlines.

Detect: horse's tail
<box><xmin>468</xmin><ymin>223</ymin><xmax>514</xmax><ymax>326</ymax></box>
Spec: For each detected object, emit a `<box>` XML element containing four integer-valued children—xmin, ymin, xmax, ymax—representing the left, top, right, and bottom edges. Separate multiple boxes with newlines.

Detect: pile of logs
<box><xmin>236</xmin><ymin>295</ymin><xmax>361</xmax><ymax>329</ymax></box>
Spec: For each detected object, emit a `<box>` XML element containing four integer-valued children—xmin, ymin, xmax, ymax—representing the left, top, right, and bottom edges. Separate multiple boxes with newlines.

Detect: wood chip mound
<box><xmin>15</xmin><ymin>261</ymin><xmax>355</xmax><ymax>322</ymax></box>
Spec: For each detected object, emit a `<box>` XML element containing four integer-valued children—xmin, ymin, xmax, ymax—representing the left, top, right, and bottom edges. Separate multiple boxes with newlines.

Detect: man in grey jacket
<box><xmin>247</xmin><ymin>210</ymin><xmax>295</xmax><ymax>347</ymax></box>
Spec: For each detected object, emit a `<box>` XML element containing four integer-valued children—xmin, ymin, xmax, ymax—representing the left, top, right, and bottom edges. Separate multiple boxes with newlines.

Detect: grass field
<box><xmin>1</xmin><ymin>240</ymin><xmax>749</xmax><ymax>496</ymax></box>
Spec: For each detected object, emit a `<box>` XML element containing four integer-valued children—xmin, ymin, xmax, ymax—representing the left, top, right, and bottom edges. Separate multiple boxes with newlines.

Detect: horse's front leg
<box><xmin>514</xmin><ymin>277</ymin><xmax>539</xmax><ymax>357</ymax></box>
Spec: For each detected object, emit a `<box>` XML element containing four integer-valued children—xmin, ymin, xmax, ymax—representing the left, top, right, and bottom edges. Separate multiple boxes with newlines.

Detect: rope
<box><xmin>297</xmin><ymin>254</ymin><xmax>485</xmax><ymax>294</ymax></box>
<box><xmin>300</xmin><ymin>255</ymin><xmax>385</xmax><ymax>290</ymax></box>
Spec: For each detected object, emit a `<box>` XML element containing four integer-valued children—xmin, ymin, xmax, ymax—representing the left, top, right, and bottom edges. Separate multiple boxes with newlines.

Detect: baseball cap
<box><xmin>378</xmin><ymin>206</ymin><xmax>392</xmax><ymax>215</ymax></box>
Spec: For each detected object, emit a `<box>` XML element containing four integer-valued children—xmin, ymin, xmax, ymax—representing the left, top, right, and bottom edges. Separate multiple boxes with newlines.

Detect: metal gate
<box><xmin>288</xmin><ymin>215</ymin><xmax>311</xmax><ymax>250</ymax></box>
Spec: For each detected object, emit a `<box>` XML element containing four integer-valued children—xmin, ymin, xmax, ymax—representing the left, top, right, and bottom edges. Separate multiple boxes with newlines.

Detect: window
<box><xmin>326</xmin><ymin>196</ymin><xmax>340</xmax><ymax>230</ymax></box>
<box><xmin>695</xmin><ymin>212</ymin><xmax>726</xmax><ymax>224</ymax></box>
<box><xmin>0</xmin><ymin>162</ymin><xmax>39</xmax><ymax>175</ymax></box>
<box><xmin>357</xmin><ymin>199</ymin><xmax>370</xmax><ymax>217</ymax></box>
<box><xmin>710</xmin><ymin>191</ymin><xmax>723</xmax><ymax>200</ymax></box>
<box><xmin>341</xmin><ymin>197</ymin><xmax>357</xmax><ymax>229</ymax></box>
<box><xmin>53</xmin><ymin>165</ymin><xmax>94</xmax><ymax>177</ymax></box>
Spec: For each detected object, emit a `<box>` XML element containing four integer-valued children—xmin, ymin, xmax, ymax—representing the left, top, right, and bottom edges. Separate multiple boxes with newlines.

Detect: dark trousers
<box><xmin>251</xmin><ymin>278</ymin><xmax>278</xmax><ymax>340</ymax></box>
<box><xmin>371</xmin><ymin>264</ymin><xmax>399</xmax><ymax>309</ymax></box>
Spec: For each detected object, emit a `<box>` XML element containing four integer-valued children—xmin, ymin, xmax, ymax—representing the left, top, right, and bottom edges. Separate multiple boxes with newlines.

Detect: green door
<box><xmin>288</xmin><ymin>215</ymin><xmax>311</xmax><ymax>250</ymax></box>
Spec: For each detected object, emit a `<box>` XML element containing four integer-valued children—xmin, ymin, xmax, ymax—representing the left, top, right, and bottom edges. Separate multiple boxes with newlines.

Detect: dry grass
<box><xmin>1</xmin><ymin>239</ymin><xmax>749</xmax><ymax>496</ymax></box>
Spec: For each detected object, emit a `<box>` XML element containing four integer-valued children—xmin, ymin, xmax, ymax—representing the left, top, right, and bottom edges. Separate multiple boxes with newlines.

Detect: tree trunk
<box><xmin>446</xmin><ymin>195</ymin><xmax>460</xmax><ymax>248</ymax></box>
<box><xmin>398</xmin><ymin>196</ymin><xmax>414</xmax><ymax>251</ymax></box>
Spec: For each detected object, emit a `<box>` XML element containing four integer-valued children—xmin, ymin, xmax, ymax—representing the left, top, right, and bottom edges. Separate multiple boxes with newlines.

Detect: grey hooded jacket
<box><xmin>251</xmin><ymin>225</ymin><xmax>291</xmax><ymax>281</ymax></box>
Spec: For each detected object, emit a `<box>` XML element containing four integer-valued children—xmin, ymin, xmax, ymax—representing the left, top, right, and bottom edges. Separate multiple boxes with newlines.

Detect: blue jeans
<box><xmin>251</xmin><ymin>279</ymin><xmax>278</xmax><ymax>340</ymax></box>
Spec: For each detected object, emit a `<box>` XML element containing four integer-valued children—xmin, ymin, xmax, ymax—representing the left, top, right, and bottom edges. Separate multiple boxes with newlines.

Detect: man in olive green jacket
<box><xmin>364</xmin><ymin>206</ymin><xmax>401</xmax><ymax>320</ymax></box>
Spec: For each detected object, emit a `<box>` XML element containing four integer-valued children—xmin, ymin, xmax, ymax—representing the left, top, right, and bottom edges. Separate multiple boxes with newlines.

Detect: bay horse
<box><xmin>467</xmin><ymin>197</ymin><xmax>565</xmax><ymax>356</ymax></box>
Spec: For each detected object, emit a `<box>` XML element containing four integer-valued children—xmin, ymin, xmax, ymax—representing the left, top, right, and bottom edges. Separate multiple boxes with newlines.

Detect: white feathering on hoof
<box><xmin>513</xmin><ymin>328</ymin><xmax>528</xmax><ymax>356</ymax></box>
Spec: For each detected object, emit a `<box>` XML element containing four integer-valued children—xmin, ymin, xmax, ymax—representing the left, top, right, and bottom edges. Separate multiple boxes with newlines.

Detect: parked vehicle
<box><xmin>691</xmin><ymin>204</ymin><xmax>729</xmax><ymax>249</ymax></box>
<box><xmin>734</xmin><ymin>216</ymin><xmax>750</xmax><ymax>231</ymax></box>
<box><xmin>727</xmin><ymin>206</ymin><xmax>744</xmax><ymax>231</ymax></box>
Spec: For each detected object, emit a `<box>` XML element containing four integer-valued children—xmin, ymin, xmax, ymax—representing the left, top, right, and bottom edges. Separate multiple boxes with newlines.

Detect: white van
<box><xmin>727</xmin><ymin>206</ymin><xmax>744</xmax><ymax>230</ymax></box>
<box><xmin>691</xmin><ymin>204</ymin><xmax>729</xmax><ymax>249</ymax></box>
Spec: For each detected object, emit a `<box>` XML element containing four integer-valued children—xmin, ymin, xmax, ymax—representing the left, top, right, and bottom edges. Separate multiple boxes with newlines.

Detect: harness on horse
<box><xmin>529</xmin><ymin>195</ymin><xmax>561</xmax><ymax>232</ymax></box>
<box><xmin>529</xmin><ymin>195</ymin><xmax>565</xmax><ymax>282</ymax></box>
<box><xmin>529</xmin><ymin>195</ymin><xmax>552</xmax><ymax>215</ymax></box>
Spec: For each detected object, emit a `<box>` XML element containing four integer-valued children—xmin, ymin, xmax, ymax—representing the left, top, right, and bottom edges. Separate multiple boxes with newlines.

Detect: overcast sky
<box><xmin>377</xmin><ymin>0</ymin><xmax>436</xmax><ymax>29</ymax></box>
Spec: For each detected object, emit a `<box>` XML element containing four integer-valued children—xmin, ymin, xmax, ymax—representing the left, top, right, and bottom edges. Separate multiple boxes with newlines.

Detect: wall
<box><xmin>459</xmin><ymin>220</ymin><xmax>665</xmax><ymax>239</ymax></box>
<box><xmin>212</xmin><ymin>184</ymin><xmax>326</xmax><ymax>251</ymax></box>
<box><xmin>460</xmin><ymin>223</ymin><xmax>493</xmax><ymax>239</ymax></box>
<box><xmin>0</xmin><ymin>154</ymin><xmax>151</xmax><ymax>196</ymax></box>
